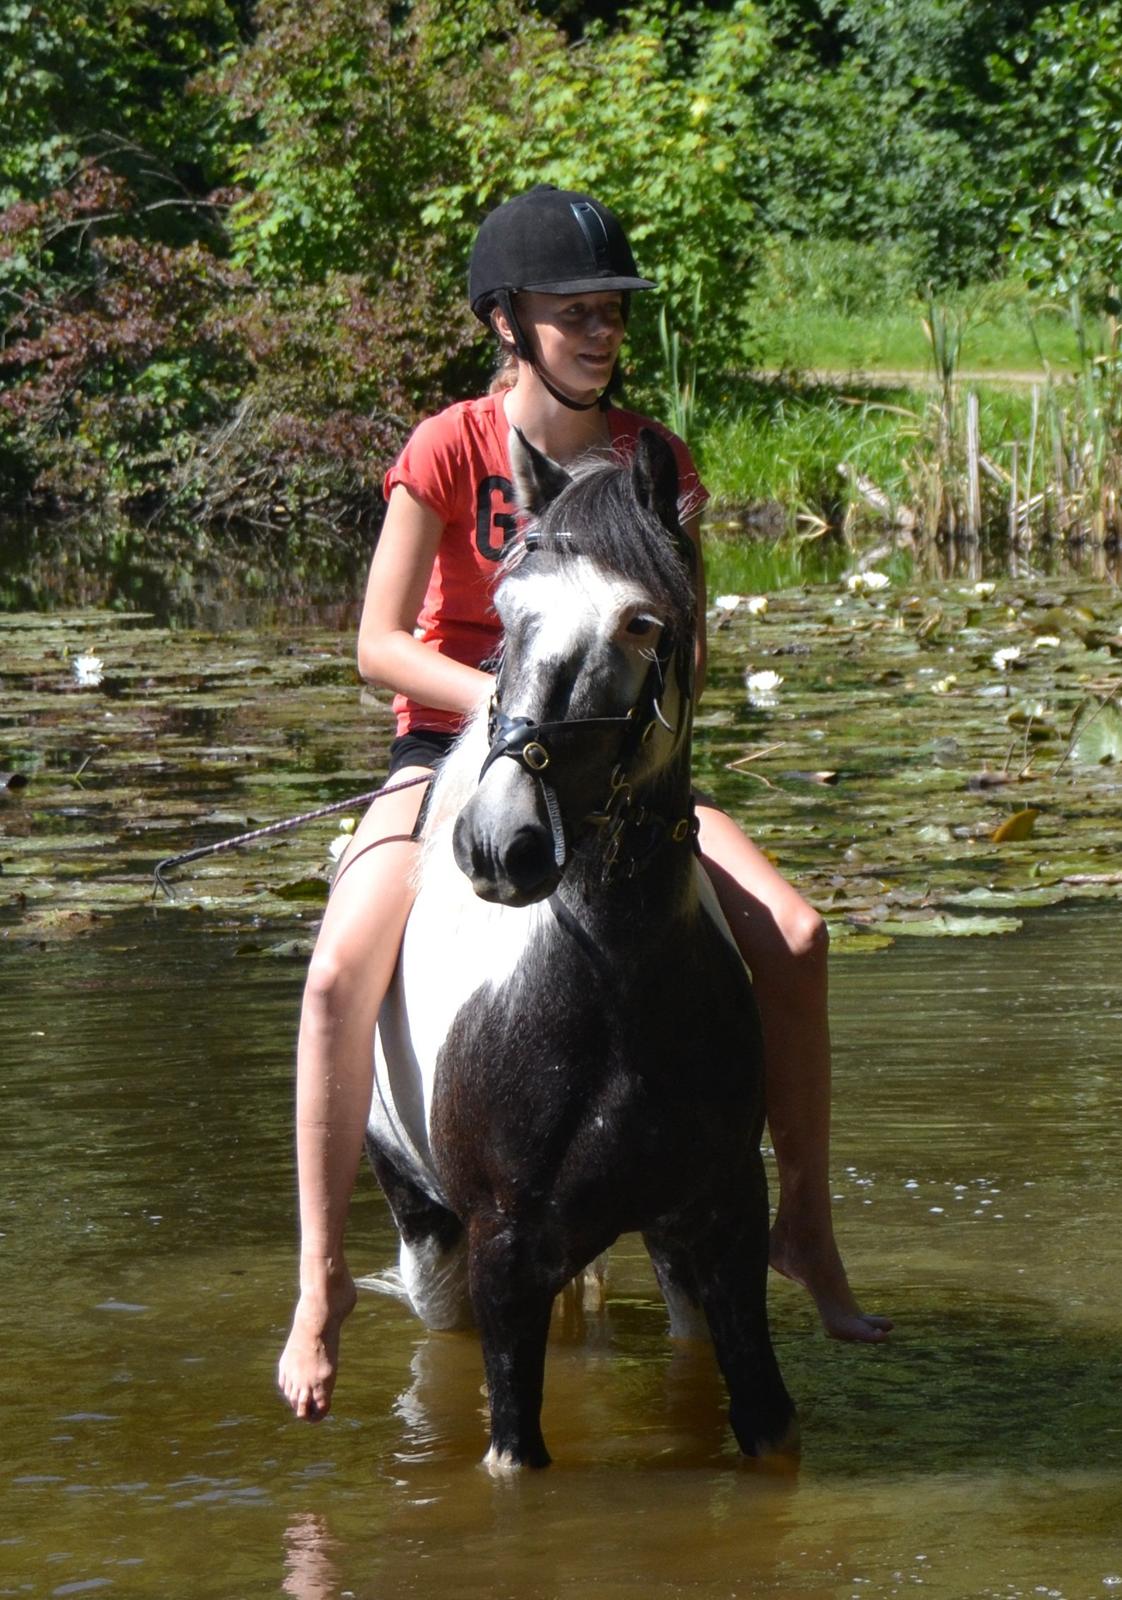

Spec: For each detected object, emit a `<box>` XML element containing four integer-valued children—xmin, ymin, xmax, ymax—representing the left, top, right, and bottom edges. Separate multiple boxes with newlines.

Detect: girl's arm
<box><xmin>357</xmin><ymin>483</ymin><xmax>494</xmax><ymax>715</ymax></box>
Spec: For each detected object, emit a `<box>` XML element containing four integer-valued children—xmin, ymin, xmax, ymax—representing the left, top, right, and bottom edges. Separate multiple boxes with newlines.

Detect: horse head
<box><xmin>452</xmin><ymin>427</ymin><xmax>698</xmax><ymax>907</ymax></box>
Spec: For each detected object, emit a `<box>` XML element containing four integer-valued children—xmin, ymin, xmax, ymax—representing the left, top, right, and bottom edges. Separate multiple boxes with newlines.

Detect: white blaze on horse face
<box><xmin>495</xmin><ymin>562</ymin><xmax>662</xmax><ymax>718</ymax></box>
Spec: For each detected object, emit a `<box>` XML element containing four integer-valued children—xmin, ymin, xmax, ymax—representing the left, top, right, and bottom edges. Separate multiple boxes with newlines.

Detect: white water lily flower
<box><xmin>327</xmin><ymin>816</ymin><xmax>357</xmax><ymax>863</ymax></box>
<box><xmin>846</xmin><ymin>570</ymin><xmax>890</xmax><ymax>595</ymax></box>
<box><xmin>746</xmin><ymin>669</ymin><xmax>783</xmax><ymax>693</ymax></box>
<box><xmin>932</xmin><ymin>675</ymin><xmax>958</xmax><ymax>693</ymax></box>
<box><xmin>746</xmin><ymin>669</ymin><xmax>784</xmax><ymax>707</ymax></box>
<box><xmin>746</xmin><ymin>595</ymin><xmax>769</xmax><ymax>616</ymax></box>
<box><xmin>973</xmin><ymin>581</ymin><xmax>997</xmax><ymax>599</ymax></box>
<box><xmin>72</xmin><ymin>653</ymin><xmax>105</xmax><ymax>688</ymax></box>
<box><xmin>713</xmin><ymin>593</ymin><xmax>741</xmax><ymax>611</ymax></box>
<box><xmin>1033</xmin><ymin>634</ymin><xmax>1061</xmax><ymax>649</ymax></box>
<box><xmin>992</xmin><ymin>646</ymin><xmax>1022</xmax><ymax>671</ymax></box>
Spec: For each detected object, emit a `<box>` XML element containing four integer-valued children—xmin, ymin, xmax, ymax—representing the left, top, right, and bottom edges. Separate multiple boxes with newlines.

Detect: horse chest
<box><xmin>371</xmin><ymin>842</ymin><xmax>554</xmax><ymax>1206</ymax></box>
<box><xmin>425</xmin><ymin>898</ymin><xmax>762</xmax><ymax>1224</ymax></box>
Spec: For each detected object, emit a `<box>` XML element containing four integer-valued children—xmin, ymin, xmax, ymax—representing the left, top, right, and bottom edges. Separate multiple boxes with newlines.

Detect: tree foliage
<box><xmin>1</xmin><ymin>0</ymin><xmax>1120</xmax><ymax>536</ymax></box>
<box><xmin>423</xmin><ymin>1</ymin><xmax>770</xmax><ymax>384</ymax></box>
<box><xmin>999</xmin><ymin>2</ymin><xmax>1122</xmax><ymax>306</ymax></box>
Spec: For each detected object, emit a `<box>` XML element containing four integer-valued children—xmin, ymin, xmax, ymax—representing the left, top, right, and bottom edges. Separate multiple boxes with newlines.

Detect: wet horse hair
<box><xmin>367</xmin><ymin>427</ymin><xmax>797</xmax><ymax>1470</ymax></box>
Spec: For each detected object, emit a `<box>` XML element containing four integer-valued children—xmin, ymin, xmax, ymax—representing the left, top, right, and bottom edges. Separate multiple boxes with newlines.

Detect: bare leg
<box><xmin>696</xmin><ymin>804</ymin><xmax>893</xmax><ymax>1343</ymax></box>
<box><xmin>277</xmin><ymin>767</ymin><xmax>431</xmax><ymax>1420</ymax></box>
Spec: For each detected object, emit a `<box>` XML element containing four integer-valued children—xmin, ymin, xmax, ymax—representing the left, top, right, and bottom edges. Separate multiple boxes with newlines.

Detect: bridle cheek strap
<box><xmin>478</xmin><ymin>711</ymin><xmax>569</xmax><ymax>871</ymax></box>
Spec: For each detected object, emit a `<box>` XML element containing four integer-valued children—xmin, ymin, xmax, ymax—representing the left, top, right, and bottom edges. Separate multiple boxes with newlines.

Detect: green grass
<box><xmin>743</xmin><ymin>241</ymin><xmax>1097</xmax><ymax>375</ymax></box>
<box><xmin>693</xmin><ymin>376</ymin><xmax>1079</xmax><ymax>544</ymax></box>
<box><xmin>695</xmin><ymin>381</ymin><xmax>913</xmax><ymax>510</ymax></box>
<box><xmin>755</xmin><ymin>304</ymin><xmax>1085</xmax><ymax>375</ymax></box>
<box><xmin>662</xmin><ymin>245</ymin><xmax>1121</xmax><ymax>546</ymax></box>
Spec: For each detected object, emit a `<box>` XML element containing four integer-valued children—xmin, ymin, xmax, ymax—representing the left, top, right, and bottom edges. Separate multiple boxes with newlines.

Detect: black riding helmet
<box><xmin>469</xmin><ymin>185</ymin><xmax>655</xmax><ymax>411</ymax></box>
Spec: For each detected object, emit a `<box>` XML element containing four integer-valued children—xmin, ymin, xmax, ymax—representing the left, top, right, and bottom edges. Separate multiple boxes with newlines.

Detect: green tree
<box><xmin>750</xmin><ymin>0</ymin><xmax>1055</xmax><ymax>287</ymax></box>
<box><xmin>0</xmin><ymin>0</ymin><xmax>243</xmax><ymax>219</ymax></box>
<box><xmin>999</xmin><ymin>2</ymin><xmax>1122</xmax><ymax>306</ymax></box>
<box><xmin>0</xmin><ymin>0</ymin><xmax>246</xmax><ymax>507</ymax></box>
<box><xmin>426</xmin><ymin>1</ymin><xmax>772</xmax><ymax>390</ymax></box>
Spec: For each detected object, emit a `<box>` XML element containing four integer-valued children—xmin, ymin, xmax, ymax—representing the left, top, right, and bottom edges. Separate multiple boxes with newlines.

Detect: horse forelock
<box><xmin>502</xmin><ymin>455</ymin><xmax>695</xmax><ymax>635</ymax></box>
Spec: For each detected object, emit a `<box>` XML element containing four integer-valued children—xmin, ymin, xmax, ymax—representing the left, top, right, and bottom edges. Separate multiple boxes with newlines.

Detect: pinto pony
<box><xmin>369</xmin><ymin>428</ymin><xmax>797</xmax><ymax>1470</ymax></box>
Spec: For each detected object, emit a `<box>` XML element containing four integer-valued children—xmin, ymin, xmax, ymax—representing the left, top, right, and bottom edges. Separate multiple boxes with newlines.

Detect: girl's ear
<box><xmin>490</xmin><ymin>303</ymin><xmax>516</xmax><ymax>351</ymax></box>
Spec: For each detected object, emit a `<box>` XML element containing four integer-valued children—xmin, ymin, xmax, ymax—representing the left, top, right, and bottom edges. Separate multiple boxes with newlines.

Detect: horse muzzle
<box><xmin>452</xmin><ymin>802</ymin><xmax>562</xmax><ymax>907</ymax></box>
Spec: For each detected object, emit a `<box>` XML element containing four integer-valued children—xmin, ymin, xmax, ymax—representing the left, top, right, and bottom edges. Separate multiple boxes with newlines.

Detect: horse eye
<box><xmin>624</xmin><ymin>614</ymin><xmax>660</xmax><ymax>638</ymax></box>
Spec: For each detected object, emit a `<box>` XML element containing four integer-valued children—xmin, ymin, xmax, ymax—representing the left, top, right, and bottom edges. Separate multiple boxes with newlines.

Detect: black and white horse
<box><xmin>369</xmin><ymin>428</ymin><xmax>797</xmax><ymax>1470</ymax></box>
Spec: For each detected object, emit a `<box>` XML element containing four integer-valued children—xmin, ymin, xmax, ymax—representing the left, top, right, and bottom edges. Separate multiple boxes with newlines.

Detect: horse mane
<box><xmin>505</xmin><ymin>452</ymin><xmax>696</xmax><ymax>635</ymax></box>
<box><xmin>419</xmin><ymin>446</ymin><xmax>698</xmax><ymax>864</ymax></box>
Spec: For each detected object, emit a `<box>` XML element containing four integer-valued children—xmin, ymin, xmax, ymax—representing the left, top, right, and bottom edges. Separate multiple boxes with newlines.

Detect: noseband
<box><xmin>478</xmin><ymin>625</ymin><xmax>696</xmax><ymax>883</ymax></box>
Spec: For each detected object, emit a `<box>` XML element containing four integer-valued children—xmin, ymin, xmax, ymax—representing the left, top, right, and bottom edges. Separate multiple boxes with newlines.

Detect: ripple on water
<box><xmin>3</xmin><ymin>904</ymin><xmax>1122</xmax><ymax>1599</ymax></box>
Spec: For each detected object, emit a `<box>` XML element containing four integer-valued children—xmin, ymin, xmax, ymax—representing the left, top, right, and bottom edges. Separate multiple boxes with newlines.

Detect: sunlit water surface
<box><xmin>2</xmin><ymin>900</ymin><xmax>1120</xmax><ymax>1599</ymax></box>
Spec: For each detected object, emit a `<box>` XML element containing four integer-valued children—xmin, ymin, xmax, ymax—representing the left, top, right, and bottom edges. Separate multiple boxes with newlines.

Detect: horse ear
<box><xmin>631</xmin><ymin>428</ymin><xmax>681</xmax><ymax>534</ymax></box>
<box><xmin>508</xmin><ymin>426</ymin><xmax>573</xmax><ymax>515</ymax></box>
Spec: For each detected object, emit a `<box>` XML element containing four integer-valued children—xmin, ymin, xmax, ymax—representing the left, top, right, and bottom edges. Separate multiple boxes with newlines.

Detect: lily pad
<box><xmin>1070</xmin><ymin>699</ymin><xmax>1122</xmax><ymax>766</ymax></box>
<box><xmin>3</xmin><ymin>571</ymin><xmax>1120</xmax><ymax>945</ymax></box>
<box><xmin>992</xmin><ymin>808</ymin><xmax>1041</xmax><ymax>843</ymax></box>
<box><xmin>864</xmin><ymin>912</ymin><xmax>1025</xmax><ymax>938</ymax></box>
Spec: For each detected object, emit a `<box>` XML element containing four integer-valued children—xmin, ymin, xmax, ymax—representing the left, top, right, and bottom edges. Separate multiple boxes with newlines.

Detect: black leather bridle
<box><xmin>477</xmin><ymin>627</ymin><xmax>696</xmax><ymax>883</ymax></box>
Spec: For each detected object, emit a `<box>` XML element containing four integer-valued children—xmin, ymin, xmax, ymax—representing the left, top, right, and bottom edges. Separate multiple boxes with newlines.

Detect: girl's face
<box><xmin>507</xmin><ymin>290</ymin><xmax>627</xmax><ymax>400</ymax></box>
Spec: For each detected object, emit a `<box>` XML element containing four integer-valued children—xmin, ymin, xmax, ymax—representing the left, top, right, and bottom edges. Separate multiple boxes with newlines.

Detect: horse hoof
<box><xmin>482</xmin><ymin>1442</ymin><xmax>551</xmax><ymax>1475</ymax></box>
<box><xmin>730</xmin><ymin>1396</ymin><xmax>801</xmax><ymax>1462</ymax></box>
<box><xmin>744</xmin><ymin>1414</ymin><xmax>801</xmax><ymax>1465</ymax></box>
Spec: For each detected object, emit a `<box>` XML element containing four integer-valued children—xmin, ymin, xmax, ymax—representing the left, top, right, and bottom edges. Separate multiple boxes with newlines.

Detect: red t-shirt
<box><xmin>382</xmin><ymin>393</ymin><xmax>707</xmax><ymax>735</ymax></box>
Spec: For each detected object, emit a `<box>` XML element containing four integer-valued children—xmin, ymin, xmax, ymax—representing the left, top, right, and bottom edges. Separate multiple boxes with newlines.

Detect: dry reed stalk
<box><xmin>1008</xmin><ymin>440</ymin><xmax>1019</xmax><ymax>544</ymax></box>
<box><xmin>966</xmin><ymin>391</ymin><xmax>981</xmax><ymax>536</ymax></box>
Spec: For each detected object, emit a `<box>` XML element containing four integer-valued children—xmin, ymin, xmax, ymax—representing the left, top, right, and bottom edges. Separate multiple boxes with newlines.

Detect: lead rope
<box><xmin>151</xmin><ymin>774</ymin><xmax>433</xmax><ymax>900</ymax></box>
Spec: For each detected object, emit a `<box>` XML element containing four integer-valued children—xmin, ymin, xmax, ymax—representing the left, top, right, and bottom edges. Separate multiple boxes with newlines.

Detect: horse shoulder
<box><xmin>372</xmin><ymin>785</ymin><xmax>554</xmax><ymax>1201</ymax></box>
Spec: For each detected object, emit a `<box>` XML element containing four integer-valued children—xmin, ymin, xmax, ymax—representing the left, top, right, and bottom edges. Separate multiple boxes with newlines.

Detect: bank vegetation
<box><xmin>2</xmin><ymin>0</ymin><xmax>1120</xmax><ymax>564</ymax></box>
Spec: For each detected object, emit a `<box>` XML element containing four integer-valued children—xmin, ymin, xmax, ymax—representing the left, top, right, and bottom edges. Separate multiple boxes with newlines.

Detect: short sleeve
<box><xmin>383</xmin><ymin>407</ymin><xmax>468</xmax><ymax>524</ymax></box>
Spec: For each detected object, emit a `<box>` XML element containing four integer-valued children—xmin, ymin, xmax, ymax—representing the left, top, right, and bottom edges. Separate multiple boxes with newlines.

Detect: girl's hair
<box><xmin>488</xmin><ymin>342</ymin><xmax>519</xmax><ymax>393</ymax></box>
<box><xmin>487</xmin><ymin>306</ymin><xmax>519</xmax><ymax>393</ymax></box>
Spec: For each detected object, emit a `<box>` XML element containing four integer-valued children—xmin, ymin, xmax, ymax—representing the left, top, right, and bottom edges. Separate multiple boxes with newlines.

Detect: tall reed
<box><xmin>862</xmin><ymin>296</ymin><xmax>1121</xmax><ymax>545</ymax></box>
<box><xmin>657</xmin><ymin>283</ymin><xmax>702</xmax><ymax>444</ymax></box>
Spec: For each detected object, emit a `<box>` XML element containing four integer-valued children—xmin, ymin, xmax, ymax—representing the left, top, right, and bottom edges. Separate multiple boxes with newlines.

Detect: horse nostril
<box><xmin>501</xmin><ymin>826</ymin><xmax>554</xmax><ymax>894</ymax></box>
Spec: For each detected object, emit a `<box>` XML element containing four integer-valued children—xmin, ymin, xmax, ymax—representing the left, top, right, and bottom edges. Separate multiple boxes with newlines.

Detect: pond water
<box><xmin>3</xmin><ymin>900</ymin><xmax>1120</xmax><ymax>1600</ymax></box>
<box><xmin>1</xmin><ymin>550</ymin><xmax>1120</xmax><ymax>1599</ymax></box>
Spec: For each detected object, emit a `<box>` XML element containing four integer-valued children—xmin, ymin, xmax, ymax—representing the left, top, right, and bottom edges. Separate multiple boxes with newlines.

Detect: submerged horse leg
<box><xmin>467</xmin><ymin>1212</ymin><xmax>556</xmax><ymax>1471</ymax></box>
<box><xmin>365</xmin><ymin>1141</ymin><xmax>470</xmax><ymax>1331</ymax></box>
<box><xmin>663</xmin><ymin>1173</ymin><xmax>798</xmax><ymax>1459</ymax></box>
<box><xmin>643</xmin><ymin>1233</ymin><xmax>711</xmax><ymax>1342</ymax></box>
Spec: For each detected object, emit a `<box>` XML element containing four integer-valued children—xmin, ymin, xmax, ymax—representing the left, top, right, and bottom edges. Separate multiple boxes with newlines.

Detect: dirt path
<box><xmin>781</xmin><ymin>365</ymin><xmax>1059</xmax><ymax>388</ymax></box>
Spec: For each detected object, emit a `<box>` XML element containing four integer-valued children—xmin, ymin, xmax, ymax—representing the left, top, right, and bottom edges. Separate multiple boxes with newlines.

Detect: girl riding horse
<box><xmin>278</xmin><ymin>184</ymin><xmax>892</xmax><ymax>1424</ymax></box>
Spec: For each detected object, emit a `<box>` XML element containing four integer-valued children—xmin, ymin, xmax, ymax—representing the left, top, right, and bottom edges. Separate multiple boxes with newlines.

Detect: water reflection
<box><xmin>899</xmin><ymin>529</ymin><xmax>1122</xmax><ymax>584</ymax></box>
<box><xmin>0</xmin><ymin>515</ymin><xmax>368</xmax><ymax>629</ymax></box>
<box><xmin>283</xmin><ymin>1513</ymin><xmax>343</xmax><ymax>1600</ymax></box>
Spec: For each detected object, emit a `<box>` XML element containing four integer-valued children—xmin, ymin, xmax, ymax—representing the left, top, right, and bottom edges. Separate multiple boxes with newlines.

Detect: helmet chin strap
<box><xmin>496</xmin><ymin>290</ymin><xmax>614</xmax><ymax>413</ymax></box>
<box><xmin>537</xmin><ymin>366</ymin><xmax>613</xmax><ymax>413</ymax></box>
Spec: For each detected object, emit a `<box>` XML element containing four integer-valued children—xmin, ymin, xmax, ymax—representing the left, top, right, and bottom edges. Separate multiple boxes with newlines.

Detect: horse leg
<box><xmin>365</xmin><ymin>1140</ymin><xmax>470</xmax><ymax>1331</ymax></box>
<box><xmin>467</xmin><ymin>1213</ymin><xmax>555</xmax><ymax>1472</ymax></box>
<box><xmin>667</xmin><ymin>1176</ymin><xmax>798</xmax><ymax>1458</ymax></box>
<box><xmin>643</xmin><ymin>1233</ymin><xmax>711</xmax><ymax>1341</ymax></box>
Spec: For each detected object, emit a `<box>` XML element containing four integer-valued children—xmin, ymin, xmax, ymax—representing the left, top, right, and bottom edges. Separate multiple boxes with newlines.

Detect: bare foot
<box><xmin>278</xmin><ymin>1270</ymin><xmax>358</xmax><ymax>1420</ymax></box>
<box><xmin>769</xmin><ymin>1219</ymin><xmax>893</xmax><ymax>1343</ymax></box>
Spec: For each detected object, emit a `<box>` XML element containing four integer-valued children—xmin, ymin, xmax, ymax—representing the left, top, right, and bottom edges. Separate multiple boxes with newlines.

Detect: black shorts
<box><xmin>386</xmin><ymin>728</ymin><xmax>458</xmax><ymax>778</ymax></box>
